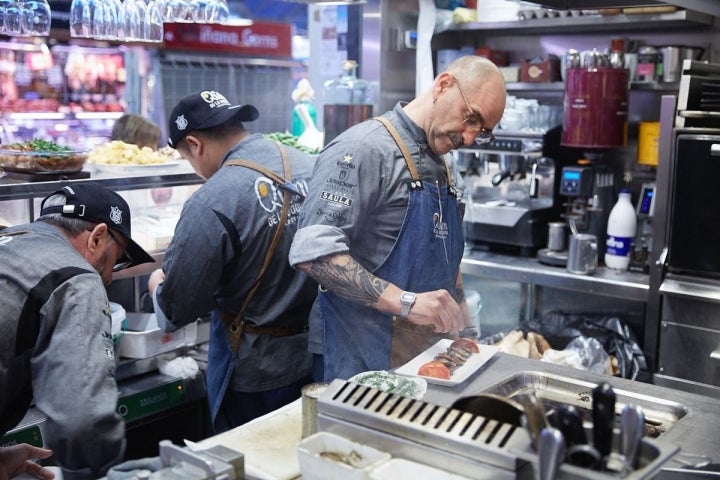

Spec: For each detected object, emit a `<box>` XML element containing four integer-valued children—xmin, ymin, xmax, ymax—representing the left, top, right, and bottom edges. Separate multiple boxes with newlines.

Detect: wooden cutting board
<box><xmin>197</xmin><ymin>399</ymin><xmax>302</xmax><ymax>480</ymax></box>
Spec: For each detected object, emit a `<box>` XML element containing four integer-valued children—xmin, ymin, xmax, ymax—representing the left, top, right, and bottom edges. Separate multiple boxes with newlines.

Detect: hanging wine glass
<box><xmin>122</xmin><ymin>0</ymin><xmax>140</xmax><ymax>41</ymax></box>
<box><xmin>21</xmin><ymin>0</ymin><xmax>50</xmax><ymax>36</ymax></box>
<box><xmin>91</xmin><ymin>0</ymin><xmax>113</xmax><ymax>39</ymax></box>
<box><xmin>0</xmin><ymin>0</ymin><xmax>12</xmax><ymax>35</ymax></box>
<box><xmin>162</xmin><ymin>0</ymin><xmax>190</xmax><ymax>22</ymax></box>
<box><xmin>207</xmin><ymin>0</ymin><xmax>227</xmax><ymax>23</ymax></box>
<box><xmin>4</xmin><ymin>0</ymin><xmax>24</xmax><ymax>36</ymax></box>
<box><xmin>190</xmin><ymin>0</ymin><xmax>209</xmax><ymax>22</ymax></box>
<box><xmin>145</xmin><ymin>0</ymin><xmax>163</xmax><ymax>42</ymax></box>
<box><xmin>111</xmin><ymin>0</ymin><xmax>124</xmax><ymax>40</ymax></box>
<box><xmin>69</xmin><ymin>0</ymin><xmax>91</xmax><ymax>38</ymax></box>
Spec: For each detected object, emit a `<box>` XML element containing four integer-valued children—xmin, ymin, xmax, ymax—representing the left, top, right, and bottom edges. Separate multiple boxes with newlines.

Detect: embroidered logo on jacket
<box><xmin>320</xmin><ymin>191</ymin><xmax>352</xmax><ymax>207</ymax></box>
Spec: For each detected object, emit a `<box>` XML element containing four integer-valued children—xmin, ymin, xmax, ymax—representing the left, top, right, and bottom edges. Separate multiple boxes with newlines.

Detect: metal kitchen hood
<box><xmin>520</xmin><ymin>0</ymin><xmax>720</xmax><ymax>17</ymax></box>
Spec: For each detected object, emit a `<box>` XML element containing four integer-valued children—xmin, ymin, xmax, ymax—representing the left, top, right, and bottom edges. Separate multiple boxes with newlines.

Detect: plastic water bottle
<box><xmin>605</xmin><ymin>189</ymin><xmax>637</xmax><ymax>270</ymax></box>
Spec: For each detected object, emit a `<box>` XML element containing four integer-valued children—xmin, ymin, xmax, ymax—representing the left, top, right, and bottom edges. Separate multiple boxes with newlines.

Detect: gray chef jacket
<box><xmin>289</xmin><ymin>103</ymin><xmax>466</xmax><ymax>356</ymax></box>
<box><xmin>0</xmin><ymin>221</ymin><xmax>125</xmax><ymax>480</ymax></box>
<box><xmin>154</xmin><ymin>133</ymin><xmax>317</xmax><ymax>392</ymax></box>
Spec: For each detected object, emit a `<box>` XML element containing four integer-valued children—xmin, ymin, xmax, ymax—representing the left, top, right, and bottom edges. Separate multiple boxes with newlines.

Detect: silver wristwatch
<box><xmin>399</xmin><ymin>291</ymin><xmax>416</xmax><ymax>318</ymax></box>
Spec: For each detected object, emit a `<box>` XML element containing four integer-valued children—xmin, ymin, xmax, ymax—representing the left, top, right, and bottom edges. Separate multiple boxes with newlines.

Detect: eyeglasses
<box><xmin>106</xmin><ymin>228</ymin><xmax>134</xmax><ymax>272</ymax></box>
<box><xmin>453</xmin><ymin>77</ymin><xmax>495</xmax><ymax>144</ymax></box>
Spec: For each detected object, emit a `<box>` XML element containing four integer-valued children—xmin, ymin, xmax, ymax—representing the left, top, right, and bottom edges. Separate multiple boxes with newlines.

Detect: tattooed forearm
<box><xmin>308</xmin><ymin>255</ymin><xmax>389</xmax><ymax>308</ymax></box>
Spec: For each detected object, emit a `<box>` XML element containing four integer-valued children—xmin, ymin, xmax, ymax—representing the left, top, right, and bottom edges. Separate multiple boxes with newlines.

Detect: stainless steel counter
<box><xmin>461</xmin><ymin>248</ymin><xmax>650</xmax><ymax>302</ymax></box>
<box><xmin>420</xmin><ymin>352</ymin><xmax>720</xmax><ymax>476</ymax></box>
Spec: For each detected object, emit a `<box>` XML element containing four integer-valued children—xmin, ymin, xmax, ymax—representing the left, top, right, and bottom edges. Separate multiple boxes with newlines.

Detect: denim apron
<box><xmin>205</xmin><ymin>149</ymin><xmax>297</xmax><ymax>432</ymax></box>
<box><xmin>320</xmin><ymin>117</ymin><xmax>465</xmax><ymax>381</ymax></box>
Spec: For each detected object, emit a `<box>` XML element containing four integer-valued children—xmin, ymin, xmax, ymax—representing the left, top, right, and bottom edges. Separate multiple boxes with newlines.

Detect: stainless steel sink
<box><xmin>481</xmin><ymin>371</ymin><xmax>688</xmax><ymax>438</ymax></box>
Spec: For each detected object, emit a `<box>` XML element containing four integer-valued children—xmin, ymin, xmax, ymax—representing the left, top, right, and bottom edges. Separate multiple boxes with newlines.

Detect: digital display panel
<box><xmin>563</xmin><ymin>171</ymin><xmax>581</xmax><ymax>181</ymax></box>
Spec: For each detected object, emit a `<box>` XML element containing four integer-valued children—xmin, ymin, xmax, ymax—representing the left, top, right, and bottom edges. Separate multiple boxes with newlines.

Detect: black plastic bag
<box><xmin>523</xmin><ymin>311</ymin><xmax>647</xmax><ymax>380</ymax></box>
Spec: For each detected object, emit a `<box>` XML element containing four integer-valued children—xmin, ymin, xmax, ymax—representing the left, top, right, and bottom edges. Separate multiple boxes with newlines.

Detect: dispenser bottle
<box><xmin>605</xmin><ymin>189</ymin><xmax>637</xmax><ymax>270</ymax></box>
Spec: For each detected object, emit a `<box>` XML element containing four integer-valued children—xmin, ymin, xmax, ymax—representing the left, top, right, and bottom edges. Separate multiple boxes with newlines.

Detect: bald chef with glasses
<box><xmin>290</xmin><ymin>55</ymin><xmax>507</xmax><ymax>382</ymax></box>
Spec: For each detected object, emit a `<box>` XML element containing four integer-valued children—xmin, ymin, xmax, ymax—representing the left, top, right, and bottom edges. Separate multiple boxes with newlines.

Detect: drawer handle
<box><xmin>711</xmin><ymin>346</ymin><xmax>720</xmax><ymax>361</ymax></box>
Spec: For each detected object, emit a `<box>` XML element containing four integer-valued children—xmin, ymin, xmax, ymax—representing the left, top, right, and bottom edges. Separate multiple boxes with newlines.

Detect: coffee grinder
<box><xmin>537</xmin><ymin>159</ymin><xmax>615</xmax><ymax>266</ymax></box>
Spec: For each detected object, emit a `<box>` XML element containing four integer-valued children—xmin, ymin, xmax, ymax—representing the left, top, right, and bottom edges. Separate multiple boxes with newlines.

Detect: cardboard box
<box><xmin>520</xmin><ymin>56</ymin><xmax>561</xmax><ymax>82</ymax></box>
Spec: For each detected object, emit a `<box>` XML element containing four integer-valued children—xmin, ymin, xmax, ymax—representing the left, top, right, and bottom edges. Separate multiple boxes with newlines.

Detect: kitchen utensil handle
<box><xmin>554</xmin><ymin>405</ymin><xmax>587</xmax><ymax>447</ymax></box>
<box><xmin>592</xmin><ymin>382</ymin><xmax>616</xmax><ymax>458</ymax></box>
<box><xmin>539</xmin><ymin>427</ymin><xmax>565</xmax><ymax>480</ymax></box>
<box><xmin>620</xmin><ymin>405</ymin><xmax>645</xmax><ymax>472</ymax></box>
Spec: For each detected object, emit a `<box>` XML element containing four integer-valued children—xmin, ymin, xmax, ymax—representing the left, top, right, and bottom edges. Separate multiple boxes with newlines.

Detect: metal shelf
<box><xmin>461</xmin><ymin>248</ymin><xmax>649</xmax><ymax>302</ymax></box>
<box><xmin>505</xmin><ymin>81</ymin><xmax>681</xmax><ymax>92</ymax></box>
<box><xmin>435</xmin><ymin>8</ymin><xmax>714</xmax><ymax>35</ymax></box>
<box><xmin>0</xmin><ymin>163</ymin><xmax>202</xmax><ymax>201</ymax></box>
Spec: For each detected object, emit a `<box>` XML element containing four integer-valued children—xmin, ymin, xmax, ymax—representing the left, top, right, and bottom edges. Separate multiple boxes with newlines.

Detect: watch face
<box><xmin>401</xmin><ymin>291</ymin><xmax>416</xmax><ymax>303</ymax></box>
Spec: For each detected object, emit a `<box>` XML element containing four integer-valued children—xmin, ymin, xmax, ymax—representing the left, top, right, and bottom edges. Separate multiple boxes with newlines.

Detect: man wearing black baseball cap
<box><xmin>0</xmin><ymin>181</ymin><xmax>153</xmax><ymax>478</ymax></box>
<box><xmin>149</xmin><ymin>89</ymin><xmax>317</xmax><ymax>432</ymax></box>
<box><xmin>167</xmin><ymin>90</ymin><xmax>258</xmax><ymax>149</ymax></box>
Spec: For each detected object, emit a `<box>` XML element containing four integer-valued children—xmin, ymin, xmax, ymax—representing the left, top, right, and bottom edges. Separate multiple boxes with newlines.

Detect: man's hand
<box><xmin>0</xmin><ymin>444</ymin><xmax>54</xmax><ymax>480</ymax></box>
<box><xmin>402</xmin><ymin>289</ymin><xmax>464</xmax><ymax>335</ymax></box>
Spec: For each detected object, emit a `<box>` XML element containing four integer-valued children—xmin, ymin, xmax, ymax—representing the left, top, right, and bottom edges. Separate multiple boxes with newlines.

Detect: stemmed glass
<box><xmin>122</xmin><ymin>0</ymin><xmax>141</xmax><ymax>41</ymax></box>
<box><xmin>0</xmin><ymin>0</ymin><xmax>12</xmax><ymax>35</ymax></box>
<box><xmin>69</xmin><ymin>0</ymin><xmax>90</xmax><ymax>38</ymax></box>
<box><xmin>207</xmin><ymin>0</ymin><xmax>227</xmax><ymax>23</ymax></box>
<box><xmin>92</xmin><ymin>0</ymin><xmax>117</xmax><ymax>40</ymax></box>
<box><xmin>190</xmin><ymin>0</ymin><xmax>210</xmax><ymax>22</ymax></box>
<box><xmin>4</xmin><ymin>0</ymin><xmax>23</xmax><ymax>35</ymax></box>
<box><xmin>21</xmin><ymin>0</ymin><xmax>51</xmax><ymax>36</ymax></box>
<box><xmin>145</xmin><ymin>0</ymin><xmax>164</xmax><ymax>42</ymax></box>
<box><xmin>162</xmin><ymin>0</ymin><xmax>190</xmax><ymax>22</ymax></box>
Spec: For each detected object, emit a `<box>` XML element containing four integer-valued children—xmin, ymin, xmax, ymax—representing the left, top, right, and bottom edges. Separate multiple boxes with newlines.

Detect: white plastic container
<box><xmin>109</xmin><ymin>302</ymin><xmax>126</xmax><ymax>345</ymax></box>
<box><xmin>297</xmin><ymin>431</ymin><xmax>391</xmax><ymax>480</ymax></box>
<box><xmin>605</xmin><ymin>189</ymin><xmax>637</xmax><ymax>270</ymax></box>
<box><xmin>369</xmin><ymin>458</ymin><xmax>472</xmax><ymax>480</ymax></box>
<box><xmin>116</xmin><ymin>313</ymin><xmax>196</xmax><ymax>359</ymax></box>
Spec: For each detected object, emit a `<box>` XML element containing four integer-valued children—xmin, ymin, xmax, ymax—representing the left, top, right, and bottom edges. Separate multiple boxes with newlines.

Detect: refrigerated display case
<box><xmin>0</xmin><ymin>40</ymin><xmax>128</xmax><ymax>149</ymax></box>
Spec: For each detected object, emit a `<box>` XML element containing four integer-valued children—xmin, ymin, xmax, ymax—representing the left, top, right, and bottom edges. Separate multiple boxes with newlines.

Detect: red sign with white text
<box><xmin>163</xmin><ymin>22</ymin><xmax>292</xmax><ymax>58</ymax></box>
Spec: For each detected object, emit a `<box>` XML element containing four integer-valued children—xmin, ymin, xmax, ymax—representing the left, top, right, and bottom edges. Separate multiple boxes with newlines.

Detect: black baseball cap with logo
<box><xmin>40</xmin><ymin>183</ymin><xmax>154</xmax><ymax>271</ymax></box>
<box><xmin>167</xmin><ymin>90</ymin><xmax>259</xmax><ymax>148</ymax></box>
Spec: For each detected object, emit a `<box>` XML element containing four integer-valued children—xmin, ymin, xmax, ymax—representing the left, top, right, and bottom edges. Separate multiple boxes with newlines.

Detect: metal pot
<box><xmin>660</xmin><ymin>45</ymin><xmax>705</xmax><ymax>83</ymax></box>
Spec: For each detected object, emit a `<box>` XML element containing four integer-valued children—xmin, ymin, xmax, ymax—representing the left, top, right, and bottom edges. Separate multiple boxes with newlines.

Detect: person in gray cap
<box><xmin>0</xmin><ymin>182</ymin><xmax>154</xmax><ymax>479</ymax></box>
<box><xmin>148</xmin><ymin>90</ymin><xmax>317</xmax><ymax>432</ymax></box>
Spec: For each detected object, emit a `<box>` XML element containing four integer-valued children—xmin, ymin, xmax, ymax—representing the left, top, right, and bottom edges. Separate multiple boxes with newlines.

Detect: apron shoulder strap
<box><xmin>374</xmin><ymin>116</ymin><xmax>454</xmax><ymax>189</ymax></box>
<box><xmin>221</xmin><ymin>142</ymin><xmax>296</xmax><ymax>352</ymax></box>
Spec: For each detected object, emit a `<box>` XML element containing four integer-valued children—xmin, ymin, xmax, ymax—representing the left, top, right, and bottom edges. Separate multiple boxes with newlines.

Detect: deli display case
<box><xmin>0</xmin><ymin>40</ymin><xmax>130</xmax><ymax>149</ymax></box>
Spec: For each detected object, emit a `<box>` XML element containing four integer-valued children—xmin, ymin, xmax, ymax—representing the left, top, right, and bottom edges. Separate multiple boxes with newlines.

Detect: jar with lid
<box><xmin>322</xmin><ymin>60</ymin><xmax>374</xmax><ymax>145</ymax></box>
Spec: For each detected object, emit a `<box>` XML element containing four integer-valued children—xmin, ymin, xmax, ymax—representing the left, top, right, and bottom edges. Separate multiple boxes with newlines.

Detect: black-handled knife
<box><xmin>552</xmin><ymin>405</ymin><xmax>587</xmax><ymax>447</ymax></box>
<box><xmin>592</xmin><ymin>382</ymin><xmax>617</xmax><ymax>459</ymax></box>
<box><xmin>552</xmin><ymin>405</ymin><xmax>598</xmax><ymax>468</ymax></box>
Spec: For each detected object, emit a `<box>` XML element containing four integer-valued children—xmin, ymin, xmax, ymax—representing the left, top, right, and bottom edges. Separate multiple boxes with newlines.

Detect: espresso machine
<box><xmin>459</xmin><ymin>126</ymin><xmax>570</xmax><ymax>255</ymax></box>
